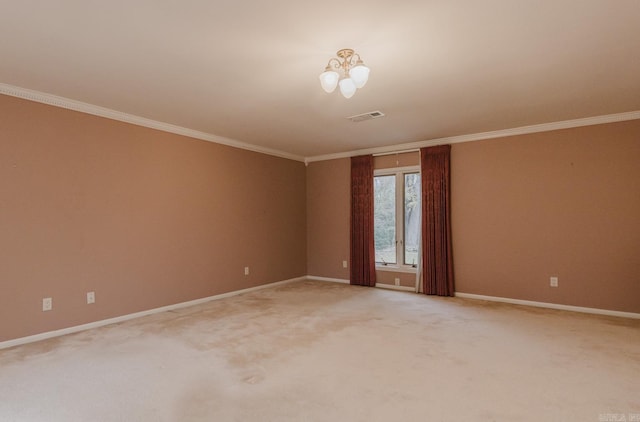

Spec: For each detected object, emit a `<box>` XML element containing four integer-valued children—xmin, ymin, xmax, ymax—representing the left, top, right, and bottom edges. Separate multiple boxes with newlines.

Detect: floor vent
<box><xmin>346</xmin><ymin>110</ymin><xmax>385</xmax><ymax>123</ymax></box>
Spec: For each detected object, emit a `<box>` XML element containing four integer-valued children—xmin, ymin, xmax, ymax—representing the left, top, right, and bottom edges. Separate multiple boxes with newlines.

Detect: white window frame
<box><xmin>374</xmin><ymin>165</ymin><xmax>420</xmax><ymax>273</ymax></box>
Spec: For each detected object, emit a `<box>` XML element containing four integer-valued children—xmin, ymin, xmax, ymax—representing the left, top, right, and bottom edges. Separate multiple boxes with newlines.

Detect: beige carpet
<box><xmin>1</xmin><ymin>280</ymin><xmax>639</xmax><ymax>421</ymax></box>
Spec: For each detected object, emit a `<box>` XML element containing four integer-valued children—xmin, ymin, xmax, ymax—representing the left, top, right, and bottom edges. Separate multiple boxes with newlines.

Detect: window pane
<box><xmin>374</xmin><ymin>175</ymin><xmax>396</xmax><ymax>264</ymax></box>
<box><xmin>404</xmin><ymin>173</ymin><xmax>420</xmax><ymax>266</ymax></box>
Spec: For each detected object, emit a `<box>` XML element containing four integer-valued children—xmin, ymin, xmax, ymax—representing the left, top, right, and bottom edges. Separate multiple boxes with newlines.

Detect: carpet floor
<box><xmin>1</xmin><ymin>280</ymin><xmax>639</xmax><ymax>421</ymax></box>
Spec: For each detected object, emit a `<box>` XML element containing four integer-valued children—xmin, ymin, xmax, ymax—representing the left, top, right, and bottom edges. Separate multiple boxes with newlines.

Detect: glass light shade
<box><xmin>319</xmin><ymin>70</ymin><xmax>339</xmax><ymax>93</ymax></box>
<box><xmin>349</xmin><ymin>64</ymin><xmax>370</xmax><ymax>88</ymax></box>
<box><xmin>339</xmin><ymin>77</ymin><xmax>357</xmax><ymax>98</ymax></box>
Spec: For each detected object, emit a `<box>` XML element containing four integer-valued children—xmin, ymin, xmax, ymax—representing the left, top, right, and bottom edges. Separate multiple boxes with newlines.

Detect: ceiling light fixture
<box><xmin>319</xmin><ymin>48</ymin><xmax>370</xmax><ymax>99</ymax></box>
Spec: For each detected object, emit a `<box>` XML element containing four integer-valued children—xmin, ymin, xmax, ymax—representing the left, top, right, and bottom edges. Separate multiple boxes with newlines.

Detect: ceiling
<box><xmin>1</xmin><ymin>1</ymin><xmax>639</xmax><ymax>160</ymax></box>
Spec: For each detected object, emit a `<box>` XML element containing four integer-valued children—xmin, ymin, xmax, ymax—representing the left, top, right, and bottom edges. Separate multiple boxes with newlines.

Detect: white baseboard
<box><xmin>375</xmin><ymin>283</ymin><xmax>415</xmax><ymax>292</ymax></box>
<box><xmin>455</xmin><ymin>292</ymin><xmax>640</xmax><ymax>319</ymax></box>
<box><xmin>306</xmin><ymin>275</ymin><xmax>350</xmax><ymax>284</ymax></box>
<box><xmin>0</xmin><ymin>276</ymin><xmax>305</xmax><ymax>350</ymax></box>
<box><xmin>8</xmin><ymin>280</ymin><xmax>634</xmax><ymax>350</ymax></box>
<box><xmin>307</xmin><ymin>276</ymin><xmax>417</xmax><ymax>293</ymax></box>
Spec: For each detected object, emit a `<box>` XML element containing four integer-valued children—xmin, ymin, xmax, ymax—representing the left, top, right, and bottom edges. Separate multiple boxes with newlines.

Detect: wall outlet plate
<box><xmin>42</xmin><ymin>297</ymin><xmax>52</xmax><ymax>311</ymax></box>
<box><xmin>550</xmin><ymin>277</ymin><xmax>558</xmax><ymax>287</ymax></box>
<box><xmin>244</xmin><ymin>267</ymin><xmax>249</xmax><ymax>276</ymax></box>
<box><xmin>87</xmin><ymin>291</ymin><xmax>95</xmax><ymax>304</ymax></box>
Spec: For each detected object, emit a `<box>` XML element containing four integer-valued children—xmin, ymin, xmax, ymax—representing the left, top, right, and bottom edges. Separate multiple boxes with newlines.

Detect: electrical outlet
<box><xmin>342</xmin><ymin>260</ymin><xmax>348</xmax><ymax>268</ymax></box>
<box><xmin>550</xmin><ymin>277</ymin><xmax>558</xmax><ymax>287</ymax></box>
<box><xmin>42</xmin><ymin>297</ymin><xmax>52</xmax><ymax>311</ymax></box>
<box><xmin>395</xmin><ymin>278</ymin><xmax>400</xmax><ymax>286</ymax></box>
<box><xmin>244</xmin><ymin>266</ymin><xmax>250</xmax><ymax>276</ymax></box>
<box><xmin>87</xmin><ymin>291</ymin><xmax>95</xmax><ymax>304</ymax></box>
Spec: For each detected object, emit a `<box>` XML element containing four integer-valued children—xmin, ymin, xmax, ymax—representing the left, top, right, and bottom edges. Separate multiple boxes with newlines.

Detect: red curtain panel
<box><xmin>420</xmin><ymin>145</ymin><xmax>455</xmax><ymax>296</ymax></box>
<box><xmin>350</xmin><ymin>155</ymin><xmax>376</xmax><ymax>287</ymax></box>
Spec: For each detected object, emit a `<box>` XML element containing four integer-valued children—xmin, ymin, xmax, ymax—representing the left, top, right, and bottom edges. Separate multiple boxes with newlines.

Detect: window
<box><xmin>374</xmin><ymin>167</ymin><xmax>421</xmax><ymax>269</ymax></box>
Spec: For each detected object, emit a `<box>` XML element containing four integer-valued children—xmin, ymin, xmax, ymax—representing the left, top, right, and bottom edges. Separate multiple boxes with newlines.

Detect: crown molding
<box><xmin>0</xmin><ymin>83</ymin><xmax>305</xmax><ymax>163</ymax></box>
<box><xmin>305</xmin><ymin>110</ymin><xmax>640</xmax><ymax>163</ymax></box>
<box><xmin>3</xmin><ymin>83</ymin><xmax>639</xmax><ymax>165</ymax></box>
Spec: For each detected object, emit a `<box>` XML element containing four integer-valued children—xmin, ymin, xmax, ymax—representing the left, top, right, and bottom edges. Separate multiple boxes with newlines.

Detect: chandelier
<box><xmin>319</xmin><ymin>48</ymin><xmax>370</xmax><ymax>99</ymax></box>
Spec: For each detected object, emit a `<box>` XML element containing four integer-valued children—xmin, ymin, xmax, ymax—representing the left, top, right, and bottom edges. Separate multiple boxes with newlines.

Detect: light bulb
<box><xmin>349</xmin><ymin>64</ymin><xmax>370</xmax><ymax>88</ymax></box>
<box><xmin>319</xmin><ymin>69</ymin><xmax>339</xmax><ymax>93</ymax></box>
<box><xmin>339</xmin><ymin>77</ymin><xmax>357</xmax><ymax>99</ymax></box>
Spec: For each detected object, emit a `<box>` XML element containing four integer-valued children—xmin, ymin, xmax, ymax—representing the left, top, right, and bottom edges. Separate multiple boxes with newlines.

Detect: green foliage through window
<box><xmin>374</xmin><ymin>171</ymin><xmax>420</xmax><ymax>266</ymax></box>
<box><xmin>374</xmin><ymin>175</ymin><xmax>396</xmax><ymax>264</ymax></box>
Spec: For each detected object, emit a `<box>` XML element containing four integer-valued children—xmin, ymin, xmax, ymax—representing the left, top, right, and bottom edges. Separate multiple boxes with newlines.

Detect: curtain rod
<box><xmin>372</xmin><ymin>148</ymin><xmax>420</xmax><ymax>157</ymax></box>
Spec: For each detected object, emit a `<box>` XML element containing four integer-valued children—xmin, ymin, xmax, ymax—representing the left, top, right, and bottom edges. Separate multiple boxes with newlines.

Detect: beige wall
<box><xmin>306</xmin><ymin>158</ymin><xmax>350</xmax><ymax>279</ymax></box>
<box><xmin>373</xmin><ymin>152</ymin><xmax>419</xmax><ymax>169</ymax></box>
<box><xmin>376</xmin><ymin>271</ymin><xmax>417</xmax><ymax>288</ymax></box>
<box><xmin>306</xmin><ymin>121</ymin><xmax>640</xmax><ymax>313</ymax></box>
<box><xmin>0</xmin><ymin>95</ymin><xmax>307</xmax><ymax>342</ymax></box>
<box><xmin>452</xmin><ymin>120</ymin><xmax>640</xmax><ymax>313</ymax></box>
<box><xmin>2</xmin><ymin>92</ymin><xmax>638</xmax><ymax>344</ymax></box>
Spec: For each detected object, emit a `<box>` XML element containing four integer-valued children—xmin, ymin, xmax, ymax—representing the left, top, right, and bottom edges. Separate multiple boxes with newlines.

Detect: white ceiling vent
<box><xmin>346</xmin><ymin>111</ymin><xmax>385</xmax><ymax>123</ymax></box>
